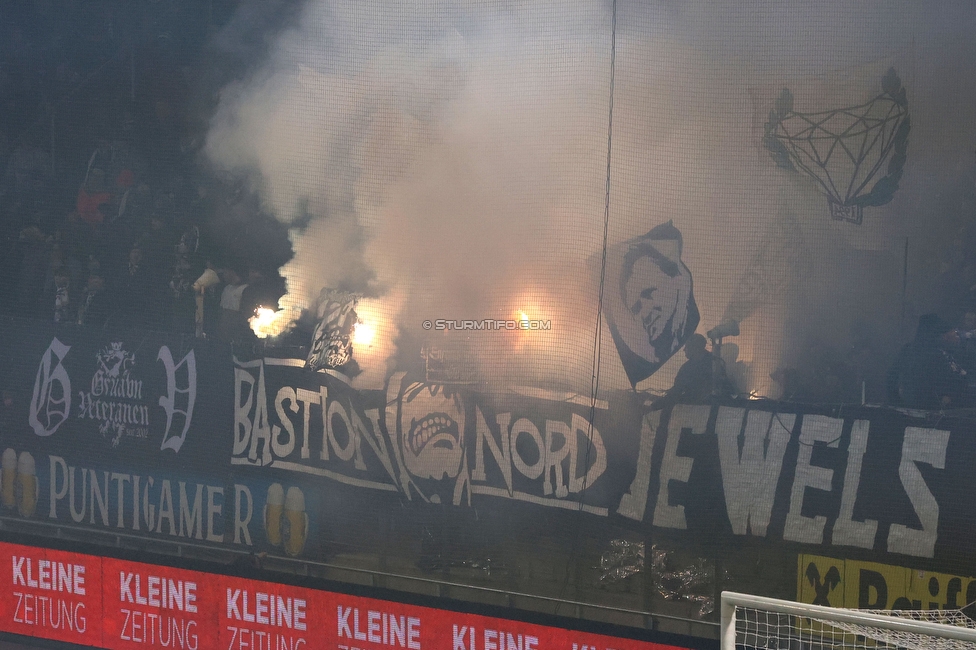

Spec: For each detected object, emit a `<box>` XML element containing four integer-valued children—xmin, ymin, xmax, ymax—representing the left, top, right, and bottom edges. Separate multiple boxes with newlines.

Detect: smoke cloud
<box><xmin>206</xmin><ymin>0</ymin><xmax>976</xmax><ymax>397</ymax></box>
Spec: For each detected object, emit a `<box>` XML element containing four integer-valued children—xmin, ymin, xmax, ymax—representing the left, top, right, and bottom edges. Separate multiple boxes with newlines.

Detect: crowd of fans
<box><xmin>6</xmin><ymin>1</ymin><xmax>976</xmax><ymax>410</ymax></box>
<box><xmin>0</xmin><ymin>0</ymin><xmax>288</xmax><ymax>345</ymax></box>
<box><xmin>884</xmin><ymin>311</ymin><xmax>976</xmax><ymax>410</ymax></box>
<box><xmin>0</xmin><ymin>134</ymin><xmax>284</xmax><ymax>343</ymax></box>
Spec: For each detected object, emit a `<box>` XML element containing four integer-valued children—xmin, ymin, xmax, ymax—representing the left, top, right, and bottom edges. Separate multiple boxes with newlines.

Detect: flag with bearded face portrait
<box><xmin>604</xmin><ymin>221</ymin><xmax>699</xmax><ymax>388</ymax></box>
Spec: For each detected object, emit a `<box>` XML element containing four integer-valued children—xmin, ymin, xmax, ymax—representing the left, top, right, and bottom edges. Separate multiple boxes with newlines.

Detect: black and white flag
<box><xmin>604</xmin><ymin>221</ymin><xmax>699</xmax><ymax>387</ymax></box>
<box><xmin>307</xmin><ymin>289</ymin><xmax>360</xmax><ymax>372</ymax></box>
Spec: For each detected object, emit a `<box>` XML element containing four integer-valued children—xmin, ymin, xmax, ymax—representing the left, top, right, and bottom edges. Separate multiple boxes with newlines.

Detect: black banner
<box><xmin>615</xmin><ymin>403</ymin><xmax>976</xmax><ymax>567</ymax></box>
<box><xmin>0</xmin><ymin>319</ymin><xmax>234</xmax><ymax>543</ymax></box>
<box><xmin>1</xmin><ymin>319</ymin><xmax>975</xmax><ymax>577</ymax></box>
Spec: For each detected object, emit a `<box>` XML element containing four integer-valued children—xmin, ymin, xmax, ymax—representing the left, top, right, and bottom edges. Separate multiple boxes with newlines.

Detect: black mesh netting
<box><xmin>3</xmin><ymin>0</ymin><xmax>976</xmax><ymax>637</ymax></box>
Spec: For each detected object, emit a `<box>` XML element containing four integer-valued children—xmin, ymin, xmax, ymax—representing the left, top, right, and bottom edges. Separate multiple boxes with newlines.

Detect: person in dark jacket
<box><xmin>77</xmin><ymin>272</ymin><xmax>112</xmax><ymax>328</ymax></box>
<box><xmin>651</xmin><ymin>333</ymin><xmax>730</xmax><ymax>410</ymax></box>
<box><xmin>110</xmin><ymin>246</ymin><xmax>152</xmax><ymax>329</ymax></box>
<box><xmin>888</xmin><ymin>314</ymin><xmax>970</xmax><ymax>409</ymax></box>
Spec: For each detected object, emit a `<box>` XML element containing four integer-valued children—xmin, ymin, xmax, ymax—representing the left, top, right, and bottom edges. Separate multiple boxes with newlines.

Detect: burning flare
<box><xmin>352</xmin><ymin>320</ymin><xmax>376</xmax><ymax>346</ymax></box>
<box><xmin>250</xmin><ymin>305</ymin><xmax>302</xmax><ymax>339</ymax></box>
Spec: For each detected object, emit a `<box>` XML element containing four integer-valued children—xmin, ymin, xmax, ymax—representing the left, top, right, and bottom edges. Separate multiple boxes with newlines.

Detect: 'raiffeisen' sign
<box><xmin>798</xmin><ymin>554</ymin><xmax>976</xmax><ymax>610</ymax></box>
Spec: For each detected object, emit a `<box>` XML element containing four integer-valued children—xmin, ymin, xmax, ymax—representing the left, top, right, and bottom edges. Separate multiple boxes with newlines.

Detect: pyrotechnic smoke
<box><xmin>207</xmin><ymin>0</ymin><xmax>976</xmax><ymax>396</ymax></box>
<box><xmin>207</xmin><ymin>2</ymin><xmax>612</xmax><ymax>389</ymax></box>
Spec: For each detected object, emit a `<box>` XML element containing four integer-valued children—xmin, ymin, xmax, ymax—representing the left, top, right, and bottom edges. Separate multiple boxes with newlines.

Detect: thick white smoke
<box><xmin>207</xmin><ymin>2</ymin><xmax>612</xmax><ymax>390</ymax></box>
<box><xmin>207</xmin><ymin>0</ymin><xmax>976</xmax><ymax>397</ymax></box>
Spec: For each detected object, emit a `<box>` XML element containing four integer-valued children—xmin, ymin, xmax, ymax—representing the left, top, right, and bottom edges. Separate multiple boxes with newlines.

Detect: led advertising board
<box><xmin>0</xmin><ymin>541</ymin><xmax>698</xmax><ymax>650</ymax></box>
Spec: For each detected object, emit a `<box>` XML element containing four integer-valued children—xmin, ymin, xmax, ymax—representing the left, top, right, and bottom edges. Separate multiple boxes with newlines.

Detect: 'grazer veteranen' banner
<box><xmin>2</xmin><ymin>319</ymin><xmax>976</xmax><ymax>588</ymax></box>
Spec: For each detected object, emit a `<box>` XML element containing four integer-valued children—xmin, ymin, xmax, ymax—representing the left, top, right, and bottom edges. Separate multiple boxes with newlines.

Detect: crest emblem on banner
<box><xmin>604</xmin><ymin>221</ymin><xmax>699</xmax><ymax>387</ymax></box>
<box><xmin>80</xmin><ymin>342</ymin><xmax>148</xmax><ymax>447</ymax></box>
<box><xmin>763</xmin><ymin>68</ymin><xmax>910</xmax><ymax>225</ymax></box>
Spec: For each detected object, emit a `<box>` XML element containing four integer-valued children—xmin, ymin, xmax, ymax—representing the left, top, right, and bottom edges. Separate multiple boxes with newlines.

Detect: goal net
<box><xmin>721</xmin><ymin>591</ymin><xmax>976</xmax><ymax>650</ymax></box>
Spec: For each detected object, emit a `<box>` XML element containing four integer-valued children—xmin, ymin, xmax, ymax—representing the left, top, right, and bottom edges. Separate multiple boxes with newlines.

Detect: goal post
<box><xmin>721</xmin><ymin>591</ymin><xmax>976</xmax><ymax>650</ymax></box>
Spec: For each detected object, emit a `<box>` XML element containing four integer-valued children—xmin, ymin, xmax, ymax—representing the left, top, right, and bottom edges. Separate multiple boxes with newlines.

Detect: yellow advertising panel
<box><xmin>798</xmin><ymin>555</ymin><xmax>976</xmax><ymax>610</ymax></box>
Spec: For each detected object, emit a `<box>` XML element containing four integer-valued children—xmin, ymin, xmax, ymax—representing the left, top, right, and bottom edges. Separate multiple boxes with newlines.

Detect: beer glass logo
<box><xmin>1</xmin><ymin>448</ymin><xmax>17</xmax><ymax>508</ymax></box>
<box><xmin>1</xmin><ymin>450</ymin><xmax>37</xmax><ymax>517</ymax></box>
<box><xmin>29</xmin><ymin>338</ymin><xmax>72</xmax><ymax>437</ymax></box>
<box><xmin>264</xmin><ymin>484</ymin><xmax>307</xmax><ymax>556</ymax></box>
<box><xmin>264</xmin><ymin>483</ymin><xmax>285</xmax><ymax>547</ymax></box>
<box><xmin>16</xmin><ymin>452</ymin><xmax>37</xmax><ymax>518</ymax></box>
<box><xmin>283</xmin><ymin>487</ymin><xmax>307</xmax><ymax>557</ymax></box>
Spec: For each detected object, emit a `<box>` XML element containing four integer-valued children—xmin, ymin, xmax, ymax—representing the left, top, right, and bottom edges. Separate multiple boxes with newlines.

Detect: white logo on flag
<box><xmin>157</xmin><ymin>346</ymin><xmax>197</xmax><ymax>453</ymax></box>
<box><xmin>29</xmin><ymin>338</ymin><xmax>72</xmax><ymax>437</ymax></box>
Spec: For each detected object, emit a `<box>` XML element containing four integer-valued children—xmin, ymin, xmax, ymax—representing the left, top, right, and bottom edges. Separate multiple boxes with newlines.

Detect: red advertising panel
<box><xmin>101</xmin><ymin>558</ymin><xmax>218</xmax><ymax>650</ymax></box>
<box><xmin>219</xmin><ymin>574</ymin><xmax>329</xmax><ymax>650</ymax></box>
<box><xmin>0</xmin><ymin>541</ymin><xmax>103</xmax><ymax>647</ymax></box>
<box><xmin>326</xmin><ymin>591</ymin><xmax>688</xmax><ymax>650</ymax></box>
<box><xmin>0</xmin><ymin>541</ymin><xmax>699</xmax><ymax>650</ymax></box>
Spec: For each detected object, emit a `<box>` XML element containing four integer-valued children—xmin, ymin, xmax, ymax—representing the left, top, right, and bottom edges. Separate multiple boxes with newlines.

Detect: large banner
<box><xmin>0</xmin><ymin>320</ymin><xmax>235</xmax><ymax>545</ymax></box>
<box><xmin>1</xmin><ymin>319</ymin><xmax>975</xmax><ymax>588</ymax></box>
<box><xmin>615</xmin><ymin>403</ymin><xmax>972</xmax><ymax>565</ymax></box>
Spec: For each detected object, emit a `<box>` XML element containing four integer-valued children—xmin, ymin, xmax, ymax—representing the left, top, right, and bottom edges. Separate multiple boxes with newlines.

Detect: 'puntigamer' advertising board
<box><xmin>1</xmin><ymin>318</ymin><xmax>975</xmax><ymax>602</ymax></box>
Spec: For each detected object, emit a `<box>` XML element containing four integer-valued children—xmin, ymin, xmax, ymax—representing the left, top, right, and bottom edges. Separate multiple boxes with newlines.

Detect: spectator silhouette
<box><xmin>651</xmin><ymin>333</ymin><xmax>724</xmax><ymax>410</ymax></box>
<box><xmin>77</xmin><ymin>272</ymin><xmax>112</xmax><ymax>328</ymax></box>
<box><xmin>111</xmin><ymin>247</ymin><xmax>152</xmax><ymax>329</ymax></box>
<box><xmin>888</xmin><ymin>314</ymin><xmax>970</xmax><ymax>409</ymax></box>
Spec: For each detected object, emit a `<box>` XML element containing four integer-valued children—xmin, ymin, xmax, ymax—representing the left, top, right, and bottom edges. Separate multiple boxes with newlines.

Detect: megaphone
<box><xmin>192</xmin><ymin>268</ymin><xmax>220</xmax><ymax>292</ymax></box>
<box><xmin>707</xmin><ymin>320</ymin><xmax>740</xmax><ymax>341</ymax></box>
